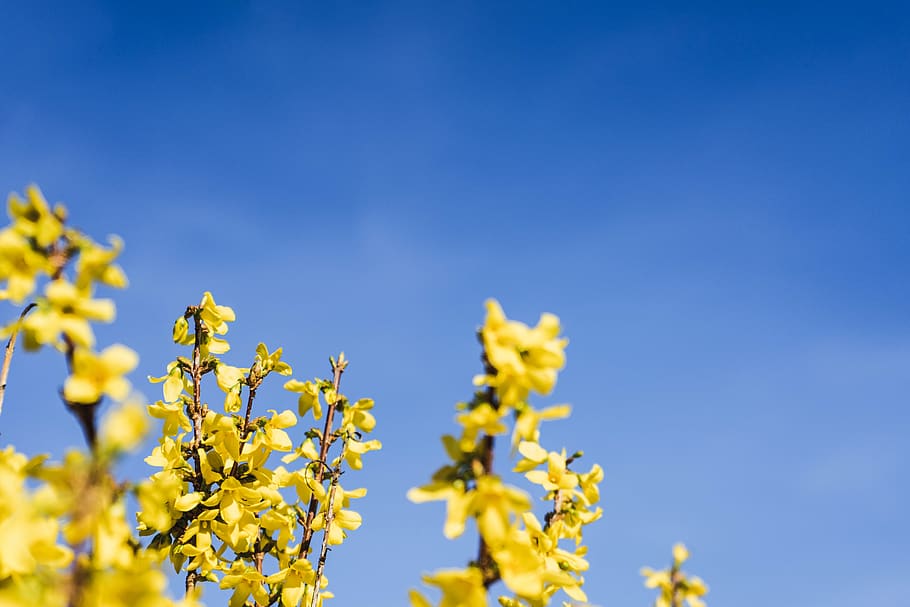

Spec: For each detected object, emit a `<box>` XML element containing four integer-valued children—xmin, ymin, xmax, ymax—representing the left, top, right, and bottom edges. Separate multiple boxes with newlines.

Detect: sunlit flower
<box><xmin>474</xmin><ymin>299</ymin><xmax>568</xmax><ymax>408</ymax></box>
<box><xmin>0</xmin><ymin>227</ymin><xmax>47</xmax><ymax>303</ymax></box>
<box><xmin>63</xmin><ymin>344</ymin><xmax>138</xmax><ymax>404</ymax></box>
<box><xmin>22</xmin><ymin>279</ymin><xmax>115</xmax><ymax>348</ymax></box>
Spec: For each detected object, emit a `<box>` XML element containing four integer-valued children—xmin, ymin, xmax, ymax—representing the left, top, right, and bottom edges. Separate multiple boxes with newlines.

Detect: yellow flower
<box><xmin>512</xmin><ymin>402</ymin><xmax>571</xmax><ymax>447</ymax></box>
<box><xmin>284</xmin><ymin>378</ymin><xmax>322</xmax><ymax>419</ymax></box>
<box><xmin>200</xmin><ymin>477</ymin><xmax>269</xmax><ymax>544</ymax></box>
<box><xmin>514</xmin><ymin>440</ymin><xmax>548</xmax><ymax>472</ymax></box>
<box><xmin>214</xmin><ymin>362</ymin><xmax>247</xmax><ymax>413</ymax></box>
<box><xmin>642</xmin><ymin>544</ymin><xmax>709</xmax><ymax>607</ymax></box>
<box><xmin>342</xmin><ymin>437</ymin><xmax>382</xmax><ymax>470</ymax></box>
<box><xmin>342</xmin><ymin>397</ymin><xmax>377</xmax><ymax>433</ymax></box>
<box><xmin>456</xmin><ymin>403</ymin><xmax>508</xmax><ymax>451</ymax></box>
<box><xmin>197</xmin><ymin>291</ymin><xmax>235</xmax><ymax>355</ymax></box>
<box><xmin>288</xmin><ymin>464</ymin><xmax>327</xmax><ymax>505</ymax></box>
<box><xmin>421</xmin><ymin>567</ymin><xmax>487</xmax><ymax>607</ymax></box>
<box><xmin>524</xmin><ymin>450</ymin><xmax>579</xmax><ymax>492</ymax></box>
<box><xmin>260</xmin><ymin>507</ymin><xmax>297</xmax><ymax>552</ymax></box>
<box><xmin>253</xmin><ymin>342</ymin><xmax>293</xmax><ymax>377</ymax></box>
<box><xmin>475</xmin><ymin>299</ymin><xmax>568</xmax><ymax>408</ymax></box>
<box><xmin>136</xmin><ymin>469</ymin><xmax>185</xmax><ymax>533</ymax></box>
<box><xmin>408</xmin><ymin>472</ymin><xmax>529</xmax><ymax>544</ymax></box>
<box><xmin>22</xmin><ymin>279</ymin><xmax>115</xmax><ymax>348</ymax></box>
<box><xmin>472</xmin><ymin>475</ymin><xmax>531</xmax><ymax>545</ymax></box>
<box><xmin>312</xmin><ymin>506</ymin><xmax>362</xmax><ymax>545</ymax></box>
<box><xmin>178</xmin><ymin>519</ymin><xmax>220</xmax><ymax>575</ymax></box>
<box><xmin>74</xmin><ymin>234</ymin><xmax>128</xmax><ymax>292</ymax></box>
<box><xmin>93</xmin><ymin>498</ymin><xmax>137</xmax><ymax>569</ymax></box>
<box><xmin>174</xmin><ymin>291</ymin><xmax>236</xmax><ymax>354</ymax></box>
<box><xmin>281</xmin><ymin>437</ymin><xmax>320</xmax><ymax>465</ymax></box>
<box><xmin>98</xmin><ymin>400</ymin><xmax>149</xmax><ymax>453</ymax></box>
<box><xmin>673</xmin><ymin>542</ymin><xmax>690</xmax><ymax>566</ymax></box>
<box><xmin>258</xmin><ymin>409</ymin><xmax>298</xmax><ymax>452</ymax></box>
<box><xmin>203</xmin><ymin>410</ymin><xmax>243</xmax><ymax>463</ymax></box>
<box><xmin>149</xmin><ymin>361</ymin><xmax>190</xmax><ymax>403</ymax></box>
<box><xmin>514</xmin><ymin>513</ymin><xmax>589</xmax><ymax>600</ymax></box>
<box><xmin>7</xmin><ymin>185</ymin><xmax>64</xmax><ymax>247</ymax></box>
<box><xmin>576</xmin><ymin>463</ymin><xmax>604</xmax><ymax>506</ymax></box>
<box><xmin>63</xmin><ymin>344</ymin><xmax>138</xmax><ymax>404</ymax></box>
<box><xmin>407</xmin><ymin>481</ymin><xmax>471</xmax><ymax>540</ymax></box>
<box><xmin>266</xmin><ymin>558</ymin><xmax>328</xmax><ymax>607</ymax></box>
<box><xmin>490</xmin><ymin>529</ymin><xmax>548</xmax><ymax>599</ymax></box>
<box><xmin>0</xmin><ymin>447</ymin><xmax>73</xmax><ymax>578</ymax></box>
<box><xmin>220</xmin><ymin>561</ymin><xmax>271</xmax><ymax>607</ymax></box>
<box><xmin>85</xmin><ymin>551</ymin><xmax>198</xmax><ymax>607</ymax></box>
<box><xmin>409</xmin><ymin>589</ymin><xmax>434</xmax><ymax>607</ymax></box>
<box><xmin>0</xmin><ymin>227</ymin><xmax>47</xmax><ymax>303</ymax></box>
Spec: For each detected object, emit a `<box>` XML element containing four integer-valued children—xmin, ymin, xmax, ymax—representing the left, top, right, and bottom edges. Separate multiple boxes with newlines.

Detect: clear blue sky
<box><xmin>1</xmin><ymin>1</ymin><xmax>908</xmax><ymax>606</ymax></box>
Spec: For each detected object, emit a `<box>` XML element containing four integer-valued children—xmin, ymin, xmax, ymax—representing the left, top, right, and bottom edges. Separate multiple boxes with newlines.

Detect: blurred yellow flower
<box><xmin>0</xmin><ymin>227</ymin><xmax>47</xmax><ymax>303</ymax></box>
<box><xmin>23</xmin><ymin>280</ymin><xmax>115</xmax><ymax>348</ymax></box>
<box><xmin>642</xmin><ymin>544</ymin><xmax>709</xmax><ymax>607</ymax></box>
<box><xmin>475</xmin><ymin>299</ymin><xmax>567</xmax><ymax>408</ymax></box>
<box><xmin>421</xmin><ymin>567</ymin><xmax>487</xmax><ymax>607</ymax></box>
<box><xmin>99</xmin><ymin>400</ymin><xmax>149</xmax><ymax>453</ymax></box>
<box><xmin>7</xmin><ymin>185</ymin><xmax>64</xmax><ymax>247</ymax></box>
<box><xmin>63</xmin><ymin>344</ymin><xmax>138</xmax><ymax>404</ymax></box>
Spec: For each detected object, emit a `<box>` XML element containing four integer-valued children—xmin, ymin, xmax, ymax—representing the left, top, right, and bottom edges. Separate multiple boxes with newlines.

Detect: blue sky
<box><xmin>1</xmin><ymin>1</ymin><xmax>908</xmax><ymax>605</ymax></box>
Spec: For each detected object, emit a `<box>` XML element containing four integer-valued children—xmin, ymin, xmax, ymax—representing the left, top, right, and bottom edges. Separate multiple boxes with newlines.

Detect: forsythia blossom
<box><xmin>0</xmin><ymin>187</ymin><xmax>194</xmax><ymax>607</ymax></box>
<box><xmin>139</xmin><ymin>294</ymin><xmax>380</xmax><ymax>605</ymax></box>
<box><xmin>474</xmin><ymin>299</ymin><xmax>568</xmax><ymax>408</ymax></box>
<box><xmin>410</xmin><ymin>300</ymin><xmax>601</xmax><ymax>607</ymax></box>
<box><xmin>63</xmin><ymin>344</ymin><xmax>138</xmax><ymax>404</ymax></box>
<box><xmin>641</xmin><ymin>543</ymin><xmax>709</xmax><ymax>607</ymax></box>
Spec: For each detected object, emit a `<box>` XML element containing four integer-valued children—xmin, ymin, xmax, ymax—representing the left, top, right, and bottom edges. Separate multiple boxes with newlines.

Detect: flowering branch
<box><xmin>309</xmin><ymin>437</ymin><xmax>347</xmax><ymax>607</ymax></box>
<box><xmin>298</xmin><ymin>353</ymin><xmax>347</xmax><ymax>559</ymax></box>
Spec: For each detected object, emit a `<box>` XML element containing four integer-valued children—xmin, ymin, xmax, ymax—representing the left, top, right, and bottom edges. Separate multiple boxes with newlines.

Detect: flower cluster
<box><xmin>138</xmin><ymin>292</ymin><xmax>380</xmax><ymax>606</ymax></box>
<box><xmin>0</xmin><ymin>185</ymin><xmax>135</xmax><ymax>408</ymax></box>
<box><xmin>408</xmin><ymin>299</ymin><xmax>603</xmax><ymax>607</ymax></box>
<box><xmin>0</xmin><ymin>186</ymin><xmax>191</xmax><ymax>607</ymax></box>
<box><xmin>641</xmin><ymin>544</ymin><xmax>709</xmax><ymax>607</ymax></box>
<box><xmin>0</xmin><ymin>404</ymin><xmax>197</xmax><ymax>607</ymax></box>
<box><xmin>2</xmin><ymin>186</ymin><xmax>709</xmax><ymax>607</ymax></box>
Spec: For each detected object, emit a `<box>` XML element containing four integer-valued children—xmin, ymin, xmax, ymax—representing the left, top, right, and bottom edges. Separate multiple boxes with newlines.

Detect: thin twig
<box><xmin>66</xmin><ymin>453</ymin><xmax>105</xmax><ymax>607</ymax></box>
<box><xmin>230</xmin><ymin>360</ymin><xmax>262</xmax><ymax>478</ymax></box>
<box><xmin>185</xmin><ymin>571</ymin><xmax>198</xmax><ymax>597</ymax></box>
<box><xmin>309</xmin><ymin>440</ymin><xmax>347</xmax><ymax>607</ymax></box>
<box><xmin>671</xmin><ymin>569</ymin><xmax>681</xmax><ymax>607</ymax></box>
<box><xmin>185</xmin><ymin>307</ymin><xmax>205</xmax><ymax>596</ymax></box>
<box><xmin>297</xmin><ymin>357</ymin><xmax>346</xmax><ymax>558</ymax></box>
<box><xmin>0</xmin><ymin>302</ymin><xmax>37</xmax><ymax>417</ymax></box>
<box><xmin>476</xmin><ymin>349</ymin><xmax>500</xmax><ymax>587</ymax></box>
<box><xmin>58</xmin><ymin>332</ymin><xmax>101</xmax><ymax>450</ymax></box>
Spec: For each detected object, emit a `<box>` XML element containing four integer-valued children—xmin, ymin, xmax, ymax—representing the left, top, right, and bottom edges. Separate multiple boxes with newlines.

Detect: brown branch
<box><xmin>64</xmin><ymin>400</ymin><xmax>100</xmax><ymax>449</ymax></box>
<box><xmin>241</xmin><ymin>386</ymin><xmax>258</xmax><ymax>437</ymax></box>
<box><xmin>476</xmin><ymin>349</ymin><xmax>500</xmax><ymax>587</ymax></box>
<box><xmin>255</xmin><ymin>547</ymin><xmax>264</xmax><ymax>575</ymax></box>
<box><xmin>253</xmin><ymin>534</ymin><xmax>265</xmax><ymax>607</ymax></box>
<box><xmin>309</xmin><ymin>440</ymin><xmax>347</xmax><ymax>607</ymax></box>
<box><xmin>185</xmin><ymin>571</ymin><xmax>199</xmax><ymax>597</ymax></box>
<box><xmin>56</xmin><ymin>332</ymin><xmax>102</xmax><ymax>450</ymax></box>
<box><xmin>670</xmin><ymin>566</ymin><xmax>682</xmax><ymax>607</ymax></box>
<box><xmin>66</xmin><ymin>453</ymin><xmax>106</xmax><ymax>607</ymax></box>
<box><xmin>185</xmin><ymin>307</ymin><xmax>205</xmax><ymax>596</ymax></box>
<box><xmin>545</xmin><ymin>457</ymin><xmax>577</xmax><ymax>530</ymax></box>
<box><xmin>230</xmin><ymin>360</ymin><xmax>263</xmax><ymax>478</ymax></box>
<box><xmin>0</xmin><ymin>302</ymin><xmax>37</xmax><ymax>418</ymax></box>
<box><xmin>297</xmin><ymin>356</ymin><xmax>346</xmax><ymax>559</ymax></box>
<box><xmin>189</xmin><ymin>309</ymin><xmax>204</xmax><ymax>455</ymax></box>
